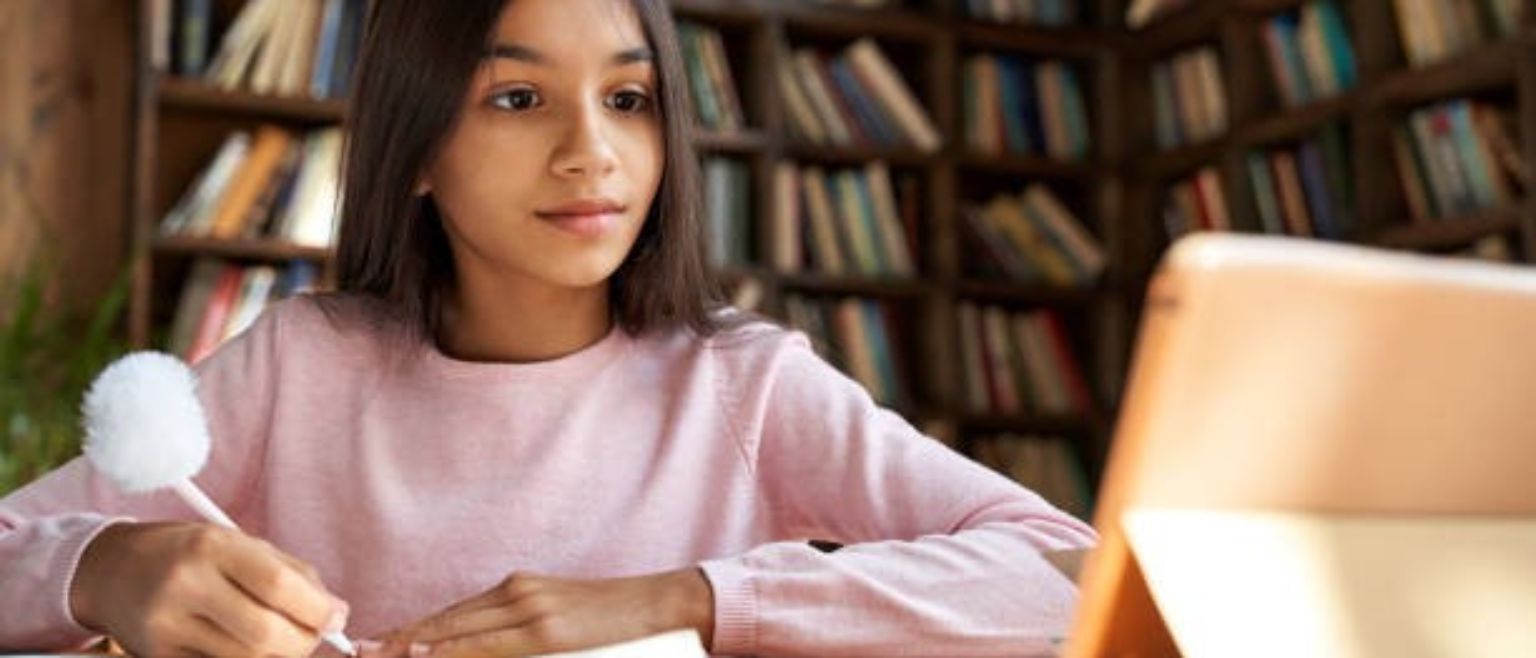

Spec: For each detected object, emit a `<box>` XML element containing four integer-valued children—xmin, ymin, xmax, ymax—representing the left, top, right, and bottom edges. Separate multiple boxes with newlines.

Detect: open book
<box><xmin>536</xmin><ymin>629</ymin><xmax>707</xmax><ymax>657</ymax></box>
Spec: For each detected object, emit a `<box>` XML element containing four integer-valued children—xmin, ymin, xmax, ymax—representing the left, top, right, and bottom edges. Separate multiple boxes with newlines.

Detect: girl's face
<box><xmin>423</xmin><ymin>0</ymin><xmax>664</xmax><ymax>292</ymax></box>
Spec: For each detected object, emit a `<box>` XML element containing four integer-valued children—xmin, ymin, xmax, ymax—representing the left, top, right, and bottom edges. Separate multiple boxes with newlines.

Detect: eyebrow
<box><xmin>485</xmin><ymin>43</ymin><xmax>655</xmax><ymax>67</ymax></box>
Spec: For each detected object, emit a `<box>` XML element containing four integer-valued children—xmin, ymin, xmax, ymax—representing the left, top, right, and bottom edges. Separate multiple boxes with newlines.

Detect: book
<box><xmin>1247</xmin><ymin>152</ymin><xmax>1287</xmax><ymax>235</ymax></box>
<box><xmin>958</xmin><ymin>303</ymin><xmax>992</xmax><ymax>413</ymax></box>
<box><xmin>206</xmin><ymin>126</ymin><xmax>295</xmax><ymax>239</ymax></box>
<box><xmin>679</xmin><ymin>24</ymin><xmax>722</xmax><ymax>130</ymax></box>
<box><xmin>1022</xmin><ymin>185</ymin><xmax>1106</xmax><ymax>281</ymax></box>
<box><xmin>174</xmin><ymin>0</ymin><xmax>212</xmax><ymax>75</ymax></box>
<box><xmin>698</xmin><ymin>27</ymin><xmax>745</xmax><ymax>132</ymax></box>
<box><xmin>220</xmin><ymin>266</ymin><xmax>278</xmax><ymax>342</ymax></box>
<box><xmin>864</xmin><ymin>162</ymin><xmax>915</xmax><ymax>276</ymax></box>
<box><xmin>167</xmin><ymin>259</ymin><xmax>226</xmax><ymax>358</ymax></box>
<box><xmin>777</xmin><ymin>51</ymin><xmax>827</xmax><ymax>144</ymax></box>
<box><xmin>1153</xmin><ymin>46</ymin><xmax>1227</xmax><ymax>148</ymax></box>
<box><xmin>160</xmin><ymin>132</ymin><xmax>252</xmax><ymax>236</ymax></box>
<box><xmin>535</xmin><ymin>629</ymin><xmax>707</xmax><ymax>658</ymax></box>
<box><xmin>185</xmin><ymin>264</ymin><xmax>245</xmax><ymax>363</ymax></box>
<box><xmin>308</xmin><ymin>0</ymin><xmax>347</xmax><ymax>97</ymax></box>
<box><xmin>792</xmin><ymin>51</ymin><xmax>854</xmax><ymax>146</ymax></box>
<box><xmin>771</xmin><ymin>162</ymin><xmax>802</xmax><ymax>272</ymax></box>
<box><xmin>845</xmin><ymin>39</ymin><xmax>943</xmax><ymax>152</ymax></box>
<box><xmin>1271</xmin><ymin>151</ymin><xmax>1316</xmax><ymax>237</ymax></box>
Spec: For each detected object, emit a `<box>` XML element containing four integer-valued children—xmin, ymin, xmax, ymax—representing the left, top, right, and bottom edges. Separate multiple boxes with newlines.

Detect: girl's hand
<box><xmin>69</xmin><ymin>521</ymin><xmax>348</xmax><ymax>657</ymax></box>
<box><xmin>372</xmin><ymin>568</ymin><xmax>714</xmax><ymax>658</ymax></box>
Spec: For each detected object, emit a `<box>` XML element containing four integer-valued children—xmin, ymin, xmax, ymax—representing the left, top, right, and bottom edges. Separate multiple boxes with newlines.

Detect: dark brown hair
<box><xmin>332</xmin><ymin>0</ymin><xmax>726</xmax><ymax>340</ymax></box>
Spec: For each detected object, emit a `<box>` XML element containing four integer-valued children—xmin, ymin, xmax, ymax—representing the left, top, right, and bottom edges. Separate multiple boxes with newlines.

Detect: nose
<box><xmin>550</xmin><ymin>100</ymin><xmax>620</xmax><ymax>180</ymax></box>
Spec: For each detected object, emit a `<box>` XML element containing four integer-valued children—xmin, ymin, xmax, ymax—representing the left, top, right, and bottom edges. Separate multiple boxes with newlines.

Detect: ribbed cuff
<box><xmin>697</xmin><ymin>558</ymin><xmax>758</xmax><ymax>655</ymax></box>
<box><xmin>58</xmin><ymin>517</ymin><xmax>135</xmax><ymax>637</ymax></box>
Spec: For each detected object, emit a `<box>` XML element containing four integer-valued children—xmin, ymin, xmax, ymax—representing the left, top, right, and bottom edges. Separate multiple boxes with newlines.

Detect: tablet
<box><xmin>1068</xmin><ymin>235</ymin><xmax>1536</xmax><ymax>657</ymax></box>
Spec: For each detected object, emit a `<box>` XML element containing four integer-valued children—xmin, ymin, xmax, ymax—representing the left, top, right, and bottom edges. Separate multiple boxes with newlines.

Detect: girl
<box><xmin>0</xmin><ymin>1</ymin><xmax>1096</xmax><ymax>656</ymax></box>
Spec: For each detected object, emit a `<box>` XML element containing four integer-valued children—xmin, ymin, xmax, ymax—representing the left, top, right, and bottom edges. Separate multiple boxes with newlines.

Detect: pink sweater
<box><xmin>0</xmin><ymin>296</ymin><xmax>1095</xmax><ymax>656</ymax></box>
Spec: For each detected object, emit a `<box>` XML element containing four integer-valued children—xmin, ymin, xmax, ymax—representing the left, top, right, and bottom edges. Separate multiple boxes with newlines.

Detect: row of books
<box><xmin>1392</xmin><ymin>0</ymin><xmax>1523</xmax><ymax>67</ymax></box>
<box><xmin>783</xmin><ymin>295</ymin><xmax>910</xmax><ymax>408</ymax></box>
<box><xmin>1247</xmin><ymin>125</ymin><xmax>1355</xmax><ymax>239</ymax></box>
<box><xmin>1261</xmin><ymin>0</ymin><xmax>1358</xmax><ymax>108</ymax></box>
<box><xmin>159</xmin><ymin>126</ymin><xmax>344</xmax><ymax>249</ymax></box>
<box><xmin>962</xmin><ymin>56</ymin><xmax>1091</xmax><ymax>161</ymax></box>
<box><xmin>771</xmin><ymin>162</ymin><xmax>920</xmax><ymax>277</ymax></box>
<box><xmin>1152</xmin><ymin>46</ymin><xmax>1228</xmax><ymax>150</ymax></box>
<box><xmin>164</xmin><ymin>0</ymin><xmax>367</xmax><ymax>99</ymax></box>
<box><xmin>678</xmin><ymin>22</ymin><xmax>746</xmax><ymax>133</ymax></box>
<box><xmin>960</xmin><ymin>0</ymin><xmax>1082</xmax><ymax>27</ymax></box>
<box><xmin>958</xmin><ymin>304</ymin><xmax>1092</xmax><ymax>416</ymax></box>
<box><xmin>170</xmin><ymin>259</ymin><xmax>319</xmax><ymax>363</ymax></box>
<box><xmin>777</xmin><ymin>39</ymin><xmax>943</xmax><ymax>152</ymax></box>
<box><xmin>1162</xmin><ymin>167</ymin><xmax>1231</xmax><ymax>237</ymax></box>
<box><xmin>703</xmin><ymin>158</ymin><xmax>753</xmax><ymax>269</ymax></box>
<box><xmin>962</xmin><ymin>185</ymin><xmax>1106</xmax><ymax>286</ymax></box>
<box><xmin>1392</xmin><ymin>99</ymin><xmax>1526</xmax><ymax>223</ymax></box>
<box><xmin>972</xmin><ymin>435</ymin><xmax>1093</xmax><ymax>518</ymax></box>
<box><xmin>1164</xmin><ymin>132</ymin><xmax>1354</xmax><ymax>240</ymax></box>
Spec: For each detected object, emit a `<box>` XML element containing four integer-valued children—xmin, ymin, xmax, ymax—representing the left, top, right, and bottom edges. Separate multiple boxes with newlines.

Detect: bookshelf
<box><xmin>1120</xmin><ymin>0</ymin><xmax>1536</xmax><ymax>294</ymax></box>
<box><xmin>125</xmin><ymin>0</ymin><xmax>1536</xmax><ymax>510</ymax></box>
<box><xmin>124</xmin><ymin>0</ymin><xmax>1189</xmax><ymax>510</ymax></box>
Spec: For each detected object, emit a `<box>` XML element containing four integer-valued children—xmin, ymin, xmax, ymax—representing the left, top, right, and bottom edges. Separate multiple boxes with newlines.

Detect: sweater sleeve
<box><xmin>0</xmin><ymin>303</ymin><xmax>284</xmax><ymax>650</ymax></box>
<box><xmin>698</xmin><ymin>334</ymin><xmax>1098</xmax><ymax>657</ymax></box>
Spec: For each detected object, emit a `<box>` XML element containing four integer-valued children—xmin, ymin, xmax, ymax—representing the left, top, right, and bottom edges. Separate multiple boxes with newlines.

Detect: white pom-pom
<box><xmin>81</xmin><ymin>351</ymin><xmax>211</xmax><ymax>493</ymax></box>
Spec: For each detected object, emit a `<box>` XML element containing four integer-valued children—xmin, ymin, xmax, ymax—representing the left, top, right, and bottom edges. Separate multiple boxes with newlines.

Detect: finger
<box><xmin>271</xmin><ymin>550</ymin><xmax>354</xmax><ymax>628</ymax></box>
<box><xmin>219</xmin><ymin>537</ymin><xmax>346</xmax><ymax>634</ymax></box>
<box><xmin>435</xmin><ymin>575</ymin><xmax>531</xmax><ymax>619</ymax></box>
<box><xmin>383</xmin><ymin>575</ymin><xmax>536</xmax><ymax>652</ymax></box>
<box><xmin>202</xmin><ymin>575</ymin><xmax>322</xmax><ymax>656</ymax></box>
<box><xmin>407</xmin><ymin>604</ymin><xmax>546</xmax><ymax>645</ymax></box>
<box><xmin>429</xmin><ymin>624</ymin><xmax>566</xmax><ymax>658</ymax></box>
<box><xmin>179</xmin><ymin>613</ymin><xmax>260</xmax><ymax>657</ymax></box>
<box><xmin>272</xmin><ymin>549</ymin><xmax>327</xmax><ymax>589</ymax></box>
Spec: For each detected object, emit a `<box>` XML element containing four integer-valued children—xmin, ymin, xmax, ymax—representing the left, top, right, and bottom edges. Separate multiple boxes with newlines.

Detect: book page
<box><xmin>535</xmin><ymin>629</ymin><xmax>707</xmax><ymax>658</ymax></box>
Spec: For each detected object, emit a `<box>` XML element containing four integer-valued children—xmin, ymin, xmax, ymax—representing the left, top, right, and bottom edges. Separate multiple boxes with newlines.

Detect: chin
<box><xmin>539</xmin><ymin>255</ymin><xmax>629</xmax><ymax>290</ymax></box>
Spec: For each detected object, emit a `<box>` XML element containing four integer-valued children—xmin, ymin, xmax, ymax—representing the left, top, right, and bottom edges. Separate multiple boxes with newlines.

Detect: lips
<box><xmin>535</xmin><ymin>198</ymin><xmax>626</xmax><ymax>238</ymax></box>
<box><xmin>535</xmin><ymin>198</ymin><xmax>625</xmax><ymax>218</ymax></box>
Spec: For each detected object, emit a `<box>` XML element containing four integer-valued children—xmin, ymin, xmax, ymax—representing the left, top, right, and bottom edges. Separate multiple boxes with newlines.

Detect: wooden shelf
<box><xmin>956</xmin><ymin>152</ymin><xmax>1100</xmax><ymax>179</ymax></box>
<box><xmin>778</xmin><ymin>5</ymin><xmax>942</xmax><ymax>43</ymax></box>
<box><xmin>1367</xmin><ymin>41</ymin><xmax>1521</xmax><ymax>108</ymax></box>
<box><xmin>1231</xmin><ymin>0</ymin><xmax>1314</xmax><ymax>12</ymax></box>
<box><xmin>1367</xmin><ymin>205</ymin><xmax>1525</xmax><ymax>250</ymax></box>
<box><xmin>153</xmin><ymin>235</ymin><xmax>333</xmax><ymax>263</ymax></box>
<box><xmin>667</xmin><ymin>0</ymin><xmax>763</xmax><ymax>24</ymax></box>
<box><xmin>775</xmin><ymin>272</ymin><xmax>936</xmax><ymax>298</ymax></box>
<box><xmin>1233</xmin><ymin>92</ymin><xmax>1357</xmax><ymax>148</ymax></box>
<box><xmin>952</xmin><ymin>279</ymin><xmax>1101</xmax><ymax>305</ymax></box>
<box><xmin>693</xmin><ymin>129</ymin><xmax>770</xmax><ymax>153</ymax></box>
<box><xmin>784</xmin><ymin>142</ymin><xmax>938</xmax><ymax>166</ymax></box>
<box><xmin>953</xmin><ymin>21</ymin><xmax>1116</xmax><ymax>57</ymax></box>
<box><xmin>1136</xmin><ymin>139</ymin><xmax>1227</xmax><ymax>178</ymax></box>
<box><xmin>158</xmin><ymin>77</ymin><xmax>346</xmax><ymax>123</ymax></box>
<box><xmin>1122</xmin><ymin>0</ymin><xmax>1224</xmax><ymax>57</ymax></box>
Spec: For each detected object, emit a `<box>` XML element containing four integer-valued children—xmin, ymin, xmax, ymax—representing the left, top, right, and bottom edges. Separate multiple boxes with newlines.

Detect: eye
<box><xmin>490</xmin><ymin>88</ymin><xmax>541</xmax><ymax>111</ymax></box>
<box><xmin>607</xmin><ymin>89</ymin><xmax>653</xmax><ymax>114</ymax></box>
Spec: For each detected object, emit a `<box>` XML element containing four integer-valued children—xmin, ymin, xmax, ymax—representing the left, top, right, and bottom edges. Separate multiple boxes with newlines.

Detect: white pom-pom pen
<box><xmin>82</xmin><ymin>352</ymin><xmax>357</xmax><ymax>657</ymax></box>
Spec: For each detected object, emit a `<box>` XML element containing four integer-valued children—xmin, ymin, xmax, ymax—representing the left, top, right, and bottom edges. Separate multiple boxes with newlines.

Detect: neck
<box><xmin>437</xmin><ymin>274</ymin><xmax>613</xmax><ymax>364</ymax></box>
